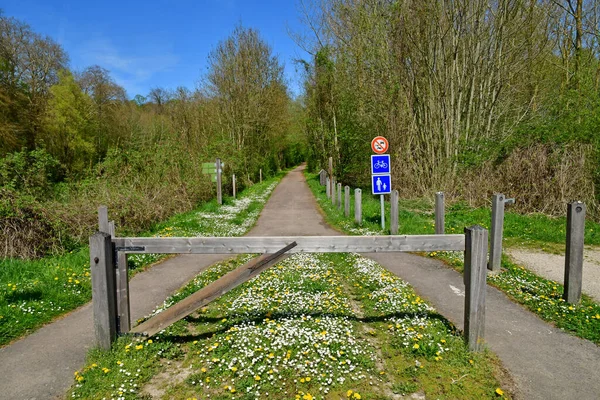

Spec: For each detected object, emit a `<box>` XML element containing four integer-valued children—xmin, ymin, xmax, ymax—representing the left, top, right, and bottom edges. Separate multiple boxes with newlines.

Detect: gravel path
<box><xmin>507</xmin><ymin>248</ymin><xmax>600</xmax><ymax>303</ymax></box>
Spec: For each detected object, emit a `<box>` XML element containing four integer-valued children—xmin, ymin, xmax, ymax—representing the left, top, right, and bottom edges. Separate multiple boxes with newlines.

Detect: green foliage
<box><xmin>0</xmin><ymin>148</ymin><xmax>62</xmax><ymax>198</ymax></box>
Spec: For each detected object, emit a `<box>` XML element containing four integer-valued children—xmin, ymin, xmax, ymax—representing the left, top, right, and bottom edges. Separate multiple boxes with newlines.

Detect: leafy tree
<box><xmin>40</xmin><ymin>70</ymin><xmax>95</xmax><ymax>174</ymax></box>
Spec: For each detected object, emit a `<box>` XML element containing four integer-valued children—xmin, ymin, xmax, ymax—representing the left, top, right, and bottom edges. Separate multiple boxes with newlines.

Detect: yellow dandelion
<box><xmin>254</xmin><ymin>375</ymin><xmax>261</xmax><ymax>381</ymax></box>
<box><xmin>495</xmin><ymin>388</ymin><xmax>504</xmax><ymax>396</ymax></box>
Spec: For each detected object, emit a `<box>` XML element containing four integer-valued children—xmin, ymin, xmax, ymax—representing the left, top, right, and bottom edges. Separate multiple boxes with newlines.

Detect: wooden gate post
<box><xmin>337</xmin><ymin>183</ymin><xmax>342</xmax><ymax>210</ymax></box>
<box><xmin>355</xmin><ymin>189</ymin><xmax>362</xmax><ymax>225</ymax></box>
<box><xmin>391</xmin><ymin>190</ymin><xmax>399</xmax><ymax>235</ymax></box>
<box><xmin>216</xmin><ymin>158</ymin><xmax>222</xmax><ymax>205</ymax></box>
<box><xmin>344</xmin><ymin>186</ymin><xmax>350</xmax><ymax>217</ymax></box>
<box><xmin>564</xmin><ymin>201</ymin><xmax>586</xmax><ymax>303</ymax></box>
<box><xmin>90</xmin><ymin>232</ymin><xmax>117</xmax><ymax>350</ymax></box>
<box><xmin>326</xmin><ymin>177</ymin><xmax>331</xmax><ymax>198</ymax></box>
<box><xmin>489</xmin><ymin>193</ymin><xmax>505</xmax><ymax>271</ymax></box>
<box><xmin>435</xmin><ymin>192</ymin><xmax>445</xmax><ymax>234</ymax></box>
<box><xmin>464</xmin><ymin>225</ymin><xmax>488</xmax><ymax>352</ymax></box>
<box><xmin>106</xmin><ymin>220</ymin><xmax>131</xmax><ymax>333</ymax></box>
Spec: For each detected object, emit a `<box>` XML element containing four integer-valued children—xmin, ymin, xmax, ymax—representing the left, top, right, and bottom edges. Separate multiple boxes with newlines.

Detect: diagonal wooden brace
<box><xmin>130</xmin><ymin>242</ymin><xmax>297</xmax><ymax>337</ymax></box>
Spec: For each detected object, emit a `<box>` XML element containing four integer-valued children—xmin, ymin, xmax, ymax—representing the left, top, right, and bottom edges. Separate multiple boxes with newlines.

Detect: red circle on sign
<box><xmin>371</xmin><ymin>136</ymin><xmax>389</xmax><ymax>154</ymax></box>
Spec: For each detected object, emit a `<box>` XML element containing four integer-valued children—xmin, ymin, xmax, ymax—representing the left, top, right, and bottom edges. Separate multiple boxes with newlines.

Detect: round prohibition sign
<box><xmin>371</xmin><ymin>136</ymin><xmax>389</xmax><ymax>154</ymax></box>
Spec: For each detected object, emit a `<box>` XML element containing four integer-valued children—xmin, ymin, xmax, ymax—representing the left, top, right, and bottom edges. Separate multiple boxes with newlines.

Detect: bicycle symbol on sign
<box><xmin>374</xmin><ymin>160</ymin><xmax>388</xmax><ymax>169</ymax></box>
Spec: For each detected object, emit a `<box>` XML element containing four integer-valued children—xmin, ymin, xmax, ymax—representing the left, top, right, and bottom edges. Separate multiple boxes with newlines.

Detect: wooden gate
<box><xmin>91</xmin><ymin>207</ymin><xmax>487</xmax><ymax>352</ymax></box>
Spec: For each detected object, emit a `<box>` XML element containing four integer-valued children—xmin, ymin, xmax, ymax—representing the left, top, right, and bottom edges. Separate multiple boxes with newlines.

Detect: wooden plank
<box><xmin>108</xmin><ymin>221</ymin><xmax>115</xmax><ymax>237</ymax></box>
<box><xmin>116</xmin><ymin>251</ymin><xmax>131</xmax><ymax>333</ymax></box>
<box><xmin>435</xmin><ymin>192</ymin><xmax>445</xmax><ymax>234</ymax></box>
<box><xmin>488</xmin><ymin>193</ymin><xmax>505</xmax><ymax>271</ymax></box>
<box><xmin>337</xmin><ymin>183</ymin><xmax>342</xmax><ymax>209</ymax></box>
<box><xmin>564</xmin><ymin>201</ymin><xmax>586</xmax><ymax>303</ymax></box>
<box><xmin>355</xmin><ymin>188</ymin><xmax>362</xmax><ymax>225</ymax></box>
<box><xmin>113</xmin><ymin>234</ymin><xmax>466</xmax><ymax>254</ymax></box>
<box><xmin>90</xmin><ymin>232</ymin><xmax>117</xmax><ymax>350</ymax></box>
<box><xmin>216</xmin><ymin>158</ymin><xmax>222</xmax><ymax>205</ymax></box>
<box><xmin>464</xmin><ymin>225</ymin><xmax>488</xmax><ymax>352</ymax></box>
<box><xmin>98</xmin><ymin>206</ymin><xmax>109</xmax><ymax>233</ymax></box>
<box><xmin>344</xmin><ymin>186</ymin><xmax>350</xmax><ymax>217</ymax></box>
<box><xmin>326</xmin><ymin>177</ymin><xmax>330</xmax><ymax>198</ymax></box>
<box><xmin>391</xmin><ymin>190</ymin><xmax>399</xmax><ymax>235</ymax></box>
<box><xmin>130</xmin><ymin>242</ymin><xmax>297</xmax><ymax>337</ymax></box>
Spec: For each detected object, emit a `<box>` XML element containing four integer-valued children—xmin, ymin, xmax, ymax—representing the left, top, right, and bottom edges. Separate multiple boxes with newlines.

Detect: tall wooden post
<box><xmin>90</xmin><ymin>232</ymin><xmax>117</xmax><ymax>350</ymax></box>
<box><xmin>464</xmin><ymin>225</ymin><xmax>488</xmax><ymax>352</ymax></box>
<box><xmin>390</xmin><ymin>190</ymin><xmax>399</xmax><ymax>235</ymax></box>
<box><xmin>106</xmin><ymin>220</ymin><xmax>131</xmax><ymax>334</ymax></box>
<box><xmin>326</xmin><ymin>177</ymin><xmax>331</xmax><ymax>198</ymax></box>
<box><xmin>435</xmin><ymin>192</ymin><xmax>445</xmax><ymax>234</ymax></box>
<box><xmin>260</xmin><ymin>169</ymin><xmax>262</xmax><ymax>183</ymax></box>
<box><xmin>337</xmin><ymin>183</ymin><xmax>342</xmax><ymax>209</ymax></box>
<box><xmin>232</xmin><ymin>174</ymin><xmax>236</xmax><ymax>199</ymax></box>
<box><xmin>216</xmin><ymin>158</ymin><xmax>222</xmax><ymax>205</ymax></box>
<box><xmin>489</xmin><ymin>193</ymin><xmax>505</xmax><ymax>271</ymax></box>
<box><xmin>564</xmin><ymin>201</ymin><xmax>586</xmax><ymax>303</ymax></box>
<box><xmin>328</xmin><ymin>157</ymin><xmax>333</xmax><ymax>201</ymax></box>
<box><xmin>331</xmin><ymin>178</ymin><xmax>336</xmax><ymax>206</ymax></box>
<box><xmin>355</xmin><ymin>189</ymin><xmax>362</xmax><ymax>225</ymax></box>
<box><xmin>344</xmin><ymin>186</ymin><xmax>350</xmax><ymax>217</ymax></box>
<box><xmin>98</xmin><ymin>206</ymin><xmax>109</xmax><ymax>233</ymax></box>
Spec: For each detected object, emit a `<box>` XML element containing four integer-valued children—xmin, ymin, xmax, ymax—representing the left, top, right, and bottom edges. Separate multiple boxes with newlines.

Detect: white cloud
<box><xmin>79</xmin><ymin>38</ymin><xmax>179</xmax><ymax>96</ymax></box>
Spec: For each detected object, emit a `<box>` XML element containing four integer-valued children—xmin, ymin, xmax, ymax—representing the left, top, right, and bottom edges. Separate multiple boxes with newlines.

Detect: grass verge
<box><xmin>0</xmin><ymin>173</ymin><xmax>284</xmax><ymax>347</ymax></box>
<box><xmin>305</xmin><ymin>171</ymin><xmax>600</xmax><ymax>345</ymax></box>
<box><xmin>67</xmin><ymin>253</ymin><xmax>510</xmax><ymax>399</ymax></box>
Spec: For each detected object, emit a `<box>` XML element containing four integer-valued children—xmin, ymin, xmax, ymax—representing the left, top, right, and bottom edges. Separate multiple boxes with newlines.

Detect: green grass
<box><xmin>307</xmin><ymin>172</ymin><xmax>600</xmax><ymax>248</ymax></box>
<box><xmin>305</xmin><ymin>171</ymin><xmax>600</xmax><ymax>345</ymax></box>
<box><xmin>67</xmin><ymin>252</ymin><xmax>510</xmax><ymax>399</ymax></box>
<box><xmin>0</xmin><ymin>173</ymin><xmax>285</xmax><ymax>347</ymax></box>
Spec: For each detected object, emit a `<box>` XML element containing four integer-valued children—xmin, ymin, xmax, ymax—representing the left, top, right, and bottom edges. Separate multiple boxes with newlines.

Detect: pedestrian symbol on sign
<box><xmin>372</xmin><ymin>174</ymin><xmax>391</xmax><ymax>195</ymax></box>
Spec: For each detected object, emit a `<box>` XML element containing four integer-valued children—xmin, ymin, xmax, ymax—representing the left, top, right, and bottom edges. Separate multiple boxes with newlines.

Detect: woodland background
<box><xmin>2</xmin><ymin>0</ymin><xmax>600</xmax><ymax>258</ymax></box>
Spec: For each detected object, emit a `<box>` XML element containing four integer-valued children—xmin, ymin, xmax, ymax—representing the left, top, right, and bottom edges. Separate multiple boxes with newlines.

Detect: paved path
<box><xmin>2</xmin><ymin>165</ymin><xmax>600</xmax><ymax>400</ymax></box>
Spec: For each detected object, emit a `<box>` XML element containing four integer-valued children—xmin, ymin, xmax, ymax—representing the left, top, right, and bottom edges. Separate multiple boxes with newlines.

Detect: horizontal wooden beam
<box><xmin>113</xmin><ymin>235</ymin><xmax>465</xmax><ymax>254</ymax></box>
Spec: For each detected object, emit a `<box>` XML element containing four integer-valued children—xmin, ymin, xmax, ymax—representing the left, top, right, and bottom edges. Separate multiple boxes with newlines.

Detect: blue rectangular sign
<box><xmin>371</xmin><ymin>154</ymin><xmax>391</xmax><ymax>175</ymax></box>
<box><xmin>372</xmin><ymin>174</ymin><xmax>392</xmax><ymax>195</ymax></box>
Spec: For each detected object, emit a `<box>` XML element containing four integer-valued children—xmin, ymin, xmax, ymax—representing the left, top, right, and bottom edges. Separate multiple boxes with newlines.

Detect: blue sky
<box><xmin>2</xmin><ymin>0</ymin><xmax>311</xmax><ymax>98</ymax></box>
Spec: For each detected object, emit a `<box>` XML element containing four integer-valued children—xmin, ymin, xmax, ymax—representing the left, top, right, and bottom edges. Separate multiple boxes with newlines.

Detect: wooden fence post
<box><xmin>337</xmin><ymin>183</ymin><xmax>342</xmax><ymax>209</ymax></box>
<box><xmin>216</xmin><ymin>158</ymin><xmax>222</xmax><ymax>205</ymax></box>
<box><xmin>233</xmin><ymin>174</ymin><xmax>236</xmax><ymax>198</ymax></box>
<box><xmin>326</xmin><ymin>177</ymin><xmax>331</xmax><ymax>198</ymax></box>
<box><xmin>90</xmin><ymin>232</ymin><xmax>117</xmax><ymax>350</ymax></box>
<box><xmin>328</xmin><ymin>157</ymin><xmax>333</xmax><ymax>200</ymax></box>
<box><xmin>464</xmin><ymin>225</ymin><xmax>488</xmax><ymax>352</ymax></box>
<box><xmin>320</xmin><ymin>170</ymin><xmax>326</xmax><ymax>186</ymax></box>
<box><xmin>260</xmin><ymin>168</ymin><xmax>262</xmax><ymax>183</ymax></box>
<box><xmin>355</xmin><ymin>188</ymin><xmax>362</xmax><ymax>225</ymax></box>
<box><xmin>331</xmin><ymin>178</ymin><xmax>336</xmax><ymax>206</ymax></box>
<box><xmin>435</xmin><ymin>192</ymin><xmax>445</xmax><ymax>234</ymax></box>
<box><xmin>344</xmin><ymin>186</ymin><xmax>350</xmax><ymax>217</ymax></box>
<box><xmin>98</xmin><ymin>206</ymin><xmax>109</xmax><ymax>233</ymax></box>
<box><xmin>106</xmin><ymin>220</ymin><xmax>130</xmax><ymax>333</ymax></box>
<box><xmin>564</xmin><ymin>201</ymin><xmax>586</xmax><ymax>303</ymax></box>
<box><xmin>391</xmin><ymin>190</ymin><xmax>399</xmax><ymax>235</ymax></box>
<box><xmin>489</xmin><ymin>193</ymin><xmax>505</xmax><ymax>271</ymax></box>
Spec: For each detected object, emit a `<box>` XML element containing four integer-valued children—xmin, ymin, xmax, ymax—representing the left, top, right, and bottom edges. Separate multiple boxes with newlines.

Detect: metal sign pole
<box><xmin>380</xmin><ymin>194</ymin><xmax>385</xmax><ymax>230</ymax></box>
